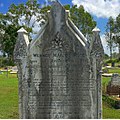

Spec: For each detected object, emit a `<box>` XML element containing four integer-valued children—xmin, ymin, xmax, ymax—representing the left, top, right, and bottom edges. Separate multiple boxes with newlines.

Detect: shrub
<box><xmin>0</xmin><ymin>57</ymin><xmax>15</xmax><ymax>67</ymax></box>
<box><xmin>102</xmin><ymin>94</ymin><xmax>120</xmax><ymax>109</ymax></box>
<box><xmin>105</xmin><ymin>59</ymin><xmax>120</xmax><ymax>64</ymax></box>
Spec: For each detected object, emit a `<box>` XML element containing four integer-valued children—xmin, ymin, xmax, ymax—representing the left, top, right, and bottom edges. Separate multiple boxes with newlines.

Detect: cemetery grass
<box><xmin>108</xmin><ymin>67</ymin><xmax>120</xmax><ymax>74</ymax></box>
<box><xmin>102</xmin><ymin>76</ymin><xmax>120</xmax><ymax>119</ymax></box>
<box><xmin>0</xmin><ymin>72</ymin><xmax>19</xmax><ymax>119</ymax></box>
<box><xmin>102</xmin><ymin>101</ymin><xmax>120</xmax><ymax>119</ymax></box>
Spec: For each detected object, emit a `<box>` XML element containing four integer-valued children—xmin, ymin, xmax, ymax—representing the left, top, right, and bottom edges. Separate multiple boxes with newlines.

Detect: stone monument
<box><xmin>14</xmin><ymin>1</ymin><xmax>104</xmax><ymax>119</ymax></box>
<box><xmin>107</xmin><ymin>73</ymin><xmax>120</xmax><ymax>95</ymax></box>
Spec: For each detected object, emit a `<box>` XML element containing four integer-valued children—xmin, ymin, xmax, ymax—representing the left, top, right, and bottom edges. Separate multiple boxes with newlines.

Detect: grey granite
<box><xmin>109</xmin><ymin>73</ymin><xmax>120</xmax><ymax>86</ymax></box>
<box><xmin>14</xmin><ymin>1</ymin><xmax>104</xmax><ymax>119</ymax></box>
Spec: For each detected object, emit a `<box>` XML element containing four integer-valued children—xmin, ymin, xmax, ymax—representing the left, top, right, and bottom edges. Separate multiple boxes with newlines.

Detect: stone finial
<box><xmin>92</xmin><ymin>26</ymin><xmax>100</xmax><ymax>33</ymax></box>
<box><xmin>14</xmin><ymin>27</ymin><xmax>29</xmax><ymax>61</ymax></box>
<box><xmin>17</xmin><ymin>27</ymin><xmax>28</xmax><ymax>34</ymax></box>
<box><xmin>48</xmin><ymin>0</ymin><xmax>58</xmax><ymax>2</ymax></box>
<box><xmin>66</xmin><ymin>10</ymin><xmax>70</xmax><ymax>17</ymax></box>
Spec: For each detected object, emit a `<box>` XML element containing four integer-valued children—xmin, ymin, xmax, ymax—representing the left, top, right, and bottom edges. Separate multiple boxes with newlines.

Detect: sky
<box><xmin>0</xmin><ymin>0</ymin><xmax>120</xmax><ymax>55</ymax></box>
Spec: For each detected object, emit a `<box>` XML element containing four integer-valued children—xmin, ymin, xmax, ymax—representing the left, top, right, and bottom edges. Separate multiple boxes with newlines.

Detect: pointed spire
<box><xmin>48</xmin><ymin>0</ymin><xmax>58</xmax><ymax>2</ymax></box>
<box><xmin>17</xmin><ymin>27</ymin><xmax>28</xmax><ymax>34</ymax></box>
<box><xmin>48</xmin><ymin>0</ymin><xmax>58</xmax><ymax>4</ymax></box>
<box><xmin>92</xmin><ymin>26</ymin><xmax>100</xmax><ymax>33</ymax></box>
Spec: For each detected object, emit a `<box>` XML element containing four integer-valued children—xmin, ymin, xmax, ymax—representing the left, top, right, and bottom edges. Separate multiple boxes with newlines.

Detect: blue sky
<box><xmin>0</xmin><ymin>0</ymin><xmax>120</xmax><ymax>54</ymax></box>
<box><xmin>0</xmin><ymin>0</ymin><xmax>107</xmax><ymax>34</ymax></box>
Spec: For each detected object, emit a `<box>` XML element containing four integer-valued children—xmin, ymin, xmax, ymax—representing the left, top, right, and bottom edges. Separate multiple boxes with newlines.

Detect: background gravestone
<box><xmin>14</xmin><ymin>1</ymin><xmax>104</xmax><ymax>119</ymax></box>
<box><xmin>107</xmin><ymin>73</ymin><xmax>120</xmax><ymax>95</ymax></box>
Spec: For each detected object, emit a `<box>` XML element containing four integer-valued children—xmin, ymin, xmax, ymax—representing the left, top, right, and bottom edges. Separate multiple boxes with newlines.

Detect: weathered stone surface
<box><xmin>14</xmin><ymin>1</ymin><xmax>104</xmax><ymax>119</ymax></box>
<box><xmin>89</xmin><ymin>26</ymin><xmax>104</xmax><ymax>118</ymax></box>
<box><xmin>107</xmin><ymin>74</ymin><xmax>120</xmax><ymax>95</ymax></box>
<box><xmin>110</xmin><ymin>73</ymin><xmax>120</xmax><ymax>86</ymax></box>
<box><xmin>14</xmin><ymin>27</ymin><xmax>29</xmax><ymax>118</ymax></box>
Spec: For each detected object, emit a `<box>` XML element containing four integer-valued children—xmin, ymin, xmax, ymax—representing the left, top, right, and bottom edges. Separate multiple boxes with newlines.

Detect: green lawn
<box><xmin>102</xmin><ymin>77</ymin><xmax>120</xmax><ymax>119</ymax></box>
<box><xmin>0</xmin><ymin>72</ymin><xmax>19</xmax><ymax>119</ymax></box>
<box><xmin>102</xmin><ymin>68</ymin><xmax>120</xmax><ymax>119</ymax></box>
<box><xmin>108</xmin><ymin>67</ymin><xmax>120</xmax><ymax>74</ymax></box>
<box><xmin>102</xmin><ymin>77</ymin><xmax>111</xmax><ymax>85</ymax></box>
<box><xmin>102</xmin><ymin>77</ymin><xmax>111</xmax><ymax>94</ymax></box>
<box><xmin>102</xmin><ymin>101</ymin><xmax>120</xmax><ymax>119</ymax></box>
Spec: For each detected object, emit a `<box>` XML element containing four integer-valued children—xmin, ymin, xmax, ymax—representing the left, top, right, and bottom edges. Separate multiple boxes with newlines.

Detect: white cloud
<box><xmin>100</xmin><ymin>34</ymin><xmax>109</xmax><ymax>55</ymax></box>
<box><xmin>100</xmin><ymin>34</ymin><xmax>118</xmax><ymax>55</ymax></box>
<box><xmin>72</xmin><ymin>0</ymin><xmax>120</xmax><ymax>18</ymax></box>
<box><xmin>45</xmin><ymin>0</ymin><xmax>48</xmax><ymax>4</ymax></box>
<box><xmin>17</xmin><ymin>11</ymin><xmax>43</xmax><ymax>39</ymax></box>
<box><xmin>0</xmin><ymin>3</ymin><xmax>4</xmax><ymax>7</ymax></box>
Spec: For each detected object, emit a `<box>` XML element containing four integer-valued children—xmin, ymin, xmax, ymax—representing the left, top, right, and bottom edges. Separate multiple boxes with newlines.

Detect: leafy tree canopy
<box><xmin>0</xmin><ymin>0</ymin><xmax>96</xmax><ymax>64</ymax></box>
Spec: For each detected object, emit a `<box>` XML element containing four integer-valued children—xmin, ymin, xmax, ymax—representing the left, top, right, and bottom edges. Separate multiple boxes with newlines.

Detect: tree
<box><xmin>105</xmin><ymin>16</ymin><xmax>115</xmax><ymax>60</ymax></box>
<box><xmin>41</xmin><ymin>4</ymin><xmax>96</xmax><ymax>36</ymax></box>
<box><xmin>113</xmin><ymin>14</ymin><xmax>120</xmax><ymax>59</ymax></box>
<box><xmin>112</xmin><ymin>52</ymin><xmax>119</xmax><ymax>59</ymax></box>
<box><xmin>0</xmin><ymin>1</ymin><xmax>96</xmax><ymax>65</ymax></box>
<box><xmin>2</xmin><ymin>25</ymin><xmax>19</xmax><ymax>60</ymax></box>
<box><xmin>104</xmin><ymin>53</ymin><xmax>109</xmax><ymax>60</ymax></box>
<box><xmin>7</xmin><ymin>0</ymin><xmax>44</xmax><ymax>37</ymax></box>
<box><xmin>0</xmin><ymin>13</ymin><xmax>20</xmax><ymax>63</ymax></box>
<box><xmin>0</xmin><ymin>0</ymin><xmax>43</xmax><ymax>63</ymax></box>
<box><xmin>69</xmin><ymin>5</ymin><xmax>96</xmax><ymax>36</ymax></box>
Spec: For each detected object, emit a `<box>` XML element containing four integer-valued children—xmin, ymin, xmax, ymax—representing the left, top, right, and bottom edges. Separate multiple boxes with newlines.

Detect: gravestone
<box><xmin>107</xmin><ymin>73</ymin><xmax>120</xmax><ymax>95</ymax></box>
<box><xmin>109</xmin><ymin>73</ymin><xmax>120</xmax><ymax>86</ymax></box>
<box><xmin>89</xmin><ymin>27</ymin><xmax>104</xmax><ymax>118</ymax></box>
<box><xmin>14</xmin><ymin>1</ymin><xmax>104</xmax><ymax>119</ymax></box>
<box><xmin>14</xmin><ymin>27</ymin><xmax>29</xmax><ymax>118</ymax></box>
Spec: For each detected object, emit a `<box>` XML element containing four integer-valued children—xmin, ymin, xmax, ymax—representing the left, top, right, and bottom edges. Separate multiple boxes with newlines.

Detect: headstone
<box><xmin>110</xmin><ymin>73</ymin><xmax>120</xmax><ymax>86</ymax></box>
<box><xmin>14</xmin><ymin>27</ymin><xmax>29</xmax><ymax>118</ymax></box>
<box><xmin>89</xmin><ymin>26</ymin><xmax>104</xmax><ymax>118</ymax></box>
<box><xmin>14</xmin><ymin>1</ymin><xmax>104</xmax><ymax>119</ymax></box>
<box><xmin>107</xmin><ymin>73</ymin><xmax>120</xmax><ymax>95</ymax></box>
